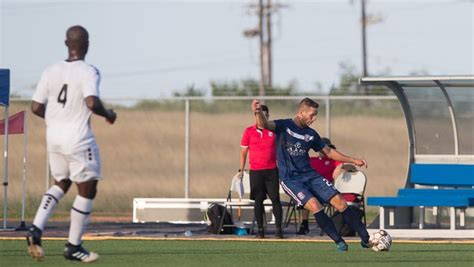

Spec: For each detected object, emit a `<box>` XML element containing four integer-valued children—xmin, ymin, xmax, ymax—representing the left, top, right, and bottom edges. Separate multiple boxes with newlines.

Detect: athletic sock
<box><xmin>301</xmin><ymin>219</ymin><xmax>309</xmax><ymax>229</ymax></box>
<box><xmin>341</xmin><ymin>207</ymin><xmax>370</xmax><ymax>243</ymax></box>
<box><xmin>32</xmin><ymin>185</ymin><xmax>65</xmax><ymax>231</ymax></box>
<box><xmin>68</xmin><ymin>195</ymin><xmax>93</xmax><ymax>246</ymax></box>
<box><xmin>314</xmin><ymin>210</ymin><xmax>344</xmax><ymax>243</ymax></box>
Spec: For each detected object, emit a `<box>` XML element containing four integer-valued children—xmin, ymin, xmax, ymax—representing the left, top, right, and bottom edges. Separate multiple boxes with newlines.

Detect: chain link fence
<box><xmin>2</xmin><ymin>96</ymin><xmax>407</xmax><ymax>218</ymax></box>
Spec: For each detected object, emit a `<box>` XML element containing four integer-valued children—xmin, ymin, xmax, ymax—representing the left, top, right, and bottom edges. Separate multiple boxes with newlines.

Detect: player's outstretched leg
<box><xmin>26</xmin><ymin>185</ymin><xmax>66</xmax><ymax>261</ymax></box>
<box><xmin>341</xmin><ymin>207</ymin><xmax>371</xmax><ymax>248</ymax></box>
<box><xmin>63</xmin><ymin>242</ymin><xmax>99</xmax><ymax>263</ymax></box>
<box><xmin>314</xmin><ymin>210</ymin><xmax>347</xmax><ymax>252</ymax></box>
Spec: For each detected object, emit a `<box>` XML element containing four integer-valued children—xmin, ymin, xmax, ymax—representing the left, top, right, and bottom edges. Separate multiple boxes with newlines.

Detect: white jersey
<box><xmin>32</xmin><ymin>60</ymin><xmax>100</xmax><ymax>154</ymax></box>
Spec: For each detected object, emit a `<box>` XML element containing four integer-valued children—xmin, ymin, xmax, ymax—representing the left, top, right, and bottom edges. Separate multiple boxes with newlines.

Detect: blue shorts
<box><xmin>280</xmin><ymin>172</ymin><xmax>338</xmax><ymax>207</ymax></box>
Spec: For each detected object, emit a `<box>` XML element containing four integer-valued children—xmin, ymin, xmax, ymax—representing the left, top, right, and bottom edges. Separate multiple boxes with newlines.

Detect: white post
<box><xmin>450</xmin><ymin>207</ymin><xmax>456</xmax><ymax>230</ymax></box>
<box><xmin>184</xmin><ymin>99</ymin><xmax>190</xmax><ymax>199</ymax></box>
<box><xmin>132</xmin><ymin>199</ymin><xmax>138</xmax><ymax>223</ymax></box>
<box><xmin>460</xmin><ymin>209</ymin><xmax>465</xmax><ymax>228</ymax></box>
<box><xmin>19</xmin><ymin>111</ymin><xmax>27</xmax><ymax>229</ymax></box>
<box><xmin>2</xmin><ymin>106</ymin><xmax>9</xmax><ymax>230</ymax></box>
<box><xmin>389</xmin><ymin>208</ymin><xmax>395</xmax><ymax>226</ymax></box>
<box><xmin>325</xmin><ymin>97</ymin><xmax>330</xmax><ymax>138</ymax></box>
<box><xmin>419</xmin><ymin>206</ymin><xmax>425</xmax><ymax>229</ymax></box>
<box><xmin>379</xmin><ymin>207</ymin><xmax>385</xmax><ymax>230</ymax></box>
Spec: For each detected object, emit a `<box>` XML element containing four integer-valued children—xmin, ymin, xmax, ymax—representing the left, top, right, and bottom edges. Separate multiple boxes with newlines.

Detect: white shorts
<box><xmin>49</xmin><ymin>145</ymin><xmax>101</xmax><ymax>183</ymax></box>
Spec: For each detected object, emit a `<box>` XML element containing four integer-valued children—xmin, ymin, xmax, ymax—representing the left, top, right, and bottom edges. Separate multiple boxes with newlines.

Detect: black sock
<box><xmin>301</xmin><ymin>219</ymin><xmax>309</xmax><ymax>228</ymax></box>
<box><xmin>341</xmin><ymin>207</ymin><xmax>369</xmax><ymax>243</ymax></box>
<box><xmin>314</xmin><ymin>210</ymin><xmax>343</xmax><ymax>244</ymax></box>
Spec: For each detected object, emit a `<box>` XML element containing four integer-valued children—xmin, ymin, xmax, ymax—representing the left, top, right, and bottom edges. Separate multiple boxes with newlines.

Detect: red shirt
<box><xmin>240</xmin><ymin>125</ymin><xmax>277</xmax><ymax>170</ymax></box>
<box><xmin>309</xmin><ymin>156</ymin><xmax>342</xmax><ymax>183</ymax></box>
<box><xmin>310</xmin><ymin>156</ymin><xmax>358</xmax><ymax>202</ymax></box>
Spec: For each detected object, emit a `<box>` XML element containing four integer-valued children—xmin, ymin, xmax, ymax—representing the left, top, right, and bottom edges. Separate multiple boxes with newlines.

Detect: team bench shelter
<box><xmin>360</xmin><ymin>76</ymin><xmax>474</xmax><ymax>230</ymax></box>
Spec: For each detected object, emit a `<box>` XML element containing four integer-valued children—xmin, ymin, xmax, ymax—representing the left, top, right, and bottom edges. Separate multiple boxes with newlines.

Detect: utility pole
<box><xmin>360</xmin><ymin>0</ymin><xmax>368</xmax><ymax>95</ymax></box>
<box><xmin>358</xmin><ymin>0</ymin><xmax>383</xmax><ymax>95</ymax></box>
<box><xmin>244</xmin><ymin>0</ymin><xmax>286</xmax><ymax>97</ymax></box>
<box><xmin>265</xmin><ymin>0</ymin><xmax>272</xmax><ymax>90</ymax></box>
<box><xmin>258</xmin><ymin>0</ymin><xmax>266</xmax><ymax>97</ymax></box>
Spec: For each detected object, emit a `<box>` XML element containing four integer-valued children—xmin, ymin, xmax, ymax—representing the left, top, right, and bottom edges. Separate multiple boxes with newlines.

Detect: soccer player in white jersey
<box><xmin>26</xmin><ymin>25</ymin><xmax>116</xmax><ymax>263</ymax></box>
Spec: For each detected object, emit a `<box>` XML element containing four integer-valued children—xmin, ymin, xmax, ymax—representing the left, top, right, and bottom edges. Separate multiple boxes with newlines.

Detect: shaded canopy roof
<box><xmin>360</xmin><ymin>75</ymin><xmax>474</xmax><ymax>164</ymax></box>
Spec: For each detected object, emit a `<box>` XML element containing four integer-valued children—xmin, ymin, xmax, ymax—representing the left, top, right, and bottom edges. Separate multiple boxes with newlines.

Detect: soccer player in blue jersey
<box><xmin>251</xmin><ymin>98</ymin><xmax>371</xmax><ymax>251</ymax></box>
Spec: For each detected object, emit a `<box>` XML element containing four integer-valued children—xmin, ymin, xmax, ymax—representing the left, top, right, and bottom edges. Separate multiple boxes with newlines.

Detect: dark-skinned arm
<box><xmin>85</xmin><ymin>96</ymin><xmax>117</xmax><ymax>124</ymax></box>
<box><xmin>31</xmin><ymin>101</ymin><xmax>46</xmax><ymax>118</ymax></box>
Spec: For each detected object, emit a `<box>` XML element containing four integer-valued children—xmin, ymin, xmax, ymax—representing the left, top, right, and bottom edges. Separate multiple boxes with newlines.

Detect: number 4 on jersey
<box><xmin>58</xmin><ymin>84</ymin><xmax>67</xmax><ymax>107</ymax></box>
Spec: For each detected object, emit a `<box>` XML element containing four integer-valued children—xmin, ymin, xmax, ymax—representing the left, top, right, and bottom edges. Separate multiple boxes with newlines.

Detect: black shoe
<box><xmin>296</xmin><ymin>224</ymin><xmax>309</xmax><ymax>235</ymax></box>
<box><xmin>63</xmin><ymin>242</ymin><xmax>99</xmax><ymax>263</ymax></box>
<box><xmin>361</xmin><ymin>240</ymin><xmax>372</xmax><ymax>249</ymax></box>
<box><xmin>256</xmin><ymin>228</ymin><xmax>265</xmax><ymax>239</ymax></box>
<box><xmin>26</xmin><ymin>226</ymin><xmax>44</xmax><ymax>261</ymax></box>
<box><xmin>275</xmin><ymin>228</ymin><xmax>284</xmax><ymax>239</ymax></box>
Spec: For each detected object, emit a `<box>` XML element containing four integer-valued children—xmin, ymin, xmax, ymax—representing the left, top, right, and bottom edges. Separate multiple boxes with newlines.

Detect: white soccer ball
<box><xmin>369</xmin><ymin>230</ymin><xmax>392</xmax><ymax>251</ymax></box>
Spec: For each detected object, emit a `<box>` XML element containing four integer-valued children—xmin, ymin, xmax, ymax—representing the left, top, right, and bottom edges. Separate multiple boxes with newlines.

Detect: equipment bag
<box><xmin>206</xmin><ymin>203</ymin><xmax>235</xmax><ymax>234</ymax></box>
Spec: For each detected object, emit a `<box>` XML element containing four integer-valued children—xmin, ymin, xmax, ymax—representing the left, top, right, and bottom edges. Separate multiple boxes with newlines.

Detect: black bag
<box><xmin>206</xmin><ymin>203</ymin><xmax>235</xmax><ymax>234</ymax></box>
<box><xmin>331</xmin><ymin>205</ymin><xmax>364</xmax><ymax>237</ymax></box>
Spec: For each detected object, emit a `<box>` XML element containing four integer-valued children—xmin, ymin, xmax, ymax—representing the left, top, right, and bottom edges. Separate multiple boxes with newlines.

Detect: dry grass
<box><xmin>1</xmin><ymin>102</ymin><xmax>408</xmax><ymax>219</ymax></box>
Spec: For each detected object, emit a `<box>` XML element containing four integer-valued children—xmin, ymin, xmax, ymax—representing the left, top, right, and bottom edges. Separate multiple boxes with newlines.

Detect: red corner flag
<box><xmin>0</xmin><ymin>111</ymin><xmax>25</xmax><ymax>135</ymax></box>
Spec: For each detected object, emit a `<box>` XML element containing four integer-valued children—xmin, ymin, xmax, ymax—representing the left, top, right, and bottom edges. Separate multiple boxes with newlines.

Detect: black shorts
<box><xmin>249</xmin><ymin>168</ymin><xmax>280</xmax><ymax>200</ymax></box>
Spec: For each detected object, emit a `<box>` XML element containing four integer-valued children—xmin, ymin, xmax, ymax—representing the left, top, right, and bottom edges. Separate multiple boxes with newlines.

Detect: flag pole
<box><xmin>2</xmin><ymin>106</ymin><xmax>10</xmax><ymax>230</ymax></box>
<box><xmin>16</xmin><ymin>111</ymin><xmax>28</xmax><ymax>231</ymax></box>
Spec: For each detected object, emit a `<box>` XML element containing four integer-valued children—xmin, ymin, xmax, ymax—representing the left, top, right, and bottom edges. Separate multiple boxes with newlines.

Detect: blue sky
<box><xmin>1</xmin><ymin>0</ymin><xmax>472</xmax><ymax>98</ymax></box>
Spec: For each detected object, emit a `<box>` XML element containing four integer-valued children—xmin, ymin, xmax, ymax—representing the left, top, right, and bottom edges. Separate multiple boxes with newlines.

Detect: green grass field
<box><xmin>1</xmin><ymin>239</ymin><xmax>474</xmax><ymax>267</ymax></box>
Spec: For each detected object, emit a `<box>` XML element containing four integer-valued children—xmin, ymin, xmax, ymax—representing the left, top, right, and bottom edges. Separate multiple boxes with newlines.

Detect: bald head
<box><xmin>65</xmin><ymin>25</ymin><xmax>89</xmax><ymax>58</ymax></box>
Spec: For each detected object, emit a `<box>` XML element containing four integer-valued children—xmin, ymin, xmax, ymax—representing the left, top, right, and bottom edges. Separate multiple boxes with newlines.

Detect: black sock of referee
<box><xmin>341</xmin><ymin>207</ymin><xmax>370</xmax><ymax>243</ymax></box>
<box><xmin>314</xmin><ymin>210</ymin><xmax>344</xmax><ymax>244</ymax></box>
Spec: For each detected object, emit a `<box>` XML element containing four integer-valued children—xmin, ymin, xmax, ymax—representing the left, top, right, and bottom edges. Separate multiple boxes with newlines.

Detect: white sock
<box><xmin>32</xmin><ymin>185</ymin><xmax>65</xmax><ymax>231</ymax></box>
<box><xmin>68</xmin><ymin>195</ymin><xmax>93</xmax><ymax>246</ymax></box>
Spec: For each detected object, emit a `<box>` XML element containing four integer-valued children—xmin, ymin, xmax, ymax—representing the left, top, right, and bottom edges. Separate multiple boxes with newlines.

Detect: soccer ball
<box><xmin>369</xmin><ymin>230</ymin><xmax>392</xmax><ymax>251</ymax></box>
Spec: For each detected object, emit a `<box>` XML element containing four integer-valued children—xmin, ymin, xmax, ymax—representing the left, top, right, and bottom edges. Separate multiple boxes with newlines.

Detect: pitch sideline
<box><xmin>1</xmin><ymin>236</ymin><xmax>473</xmax><ymax>244</ymax></box>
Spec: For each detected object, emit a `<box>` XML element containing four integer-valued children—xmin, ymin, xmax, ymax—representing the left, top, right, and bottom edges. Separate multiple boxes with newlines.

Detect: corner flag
<box><xmin>0</xmin><ymin>111</ymin><xmax>25</xmax><ymax>135</ymax></box>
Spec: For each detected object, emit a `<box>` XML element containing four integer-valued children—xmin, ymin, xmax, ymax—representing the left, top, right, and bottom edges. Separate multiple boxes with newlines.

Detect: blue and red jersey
<box><xmin>273</xmin><ymin>119</ymin><xmax>325</xmax><ymax>180</ymax></box>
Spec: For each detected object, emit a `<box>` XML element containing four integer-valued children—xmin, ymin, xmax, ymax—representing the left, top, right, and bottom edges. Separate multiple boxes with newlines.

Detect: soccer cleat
<box><xmin>275</xmin><ymin>228</ymin><xmax>284</xmax><ymax>239</ymax></box>
<box><xmin>63</xmin><ymin>243</ymin><xmax>99</xmax><ymax>263</ymax></box>
<box><xmin>26</xmin><ymin>226</ymin><xmax>44</xmax><ymax>261</ymax></box>
<box><xmin>296</xmin><ymin>224</ymin><xmax>309</xmax><ymax>235</ymax></box>
<box><xmin>361</xmin><ymin>240</ymin><xmax>372</xmax><ymax>249</ymax></box>
<box><xmin>256</xmin><ymin>228</ymin><xmax>265</xmax><ymax>239</ymax></box>
<box><xmin>336</xmin><ymin>241</ymin><xmax>348</xmax><ymax>252</ymax></box>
